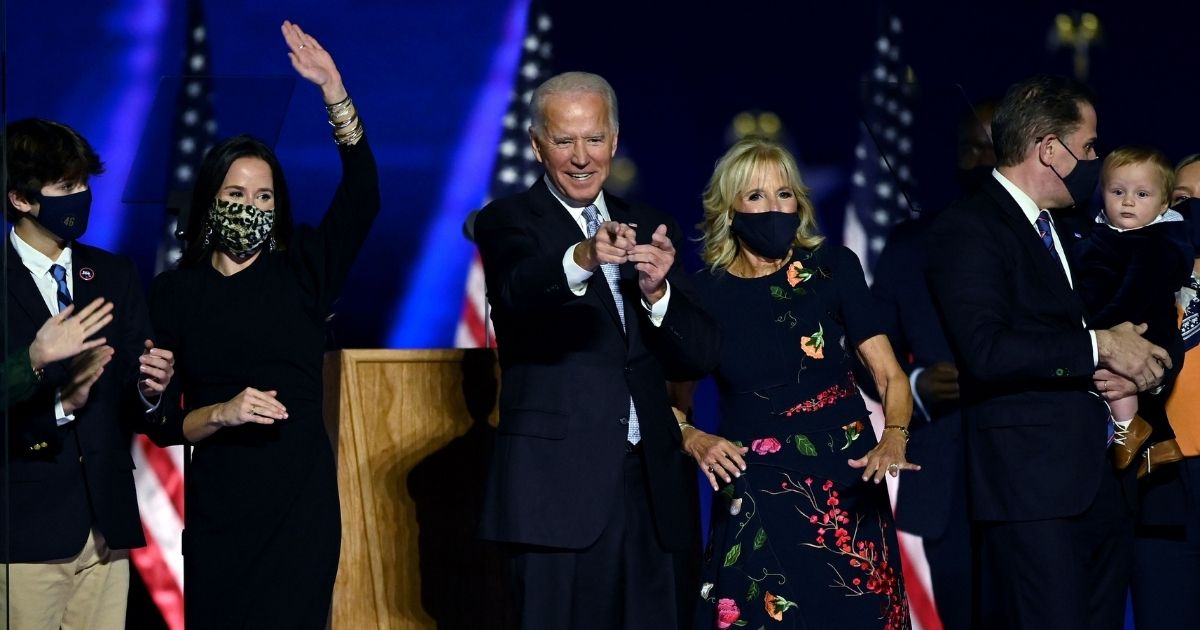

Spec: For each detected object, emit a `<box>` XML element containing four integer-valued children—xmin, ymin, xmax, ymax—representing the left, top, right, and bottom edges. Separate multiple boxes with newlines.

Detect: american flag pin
<box><xmin>78</xmin><ymin>267</ymin><xmax>95</xmax><ymax>281</ymax></box>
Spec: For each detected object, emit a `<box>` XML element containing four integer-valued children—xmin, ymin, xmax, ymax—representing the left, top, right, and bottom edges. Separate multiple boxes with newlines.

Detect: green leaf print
<box><xmin>769</xmin><ymin>285</ymin><xmax>792</xmax><ymax>300</ymax></box>
<box><xmin>753</xmin><ymin>527</ymin><xmax>767</xmax><ymax>551</ymax></box>
<box><xmin>720</xmin><ymin>484</ymin><xmax>735</xmax><ymax>500</ymax></box>
<box><xmin>746</xmin><ymin>580</ymin><xmax>760</xmax><ymax>602</ymax></box>
<box><xmin>723</xmin><ymin>542</ymin><xmax>742</xmax><ymax>567</ymax></box>
<box><xmin>793</xmin><ymin>434</ymin><xmax>818</xmax><ymax>456</ymax></box>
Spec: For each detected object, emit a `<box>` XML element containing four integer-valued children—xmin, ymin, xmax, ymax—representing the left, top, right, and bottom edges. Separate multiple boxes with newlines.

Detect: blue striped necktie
<box><xmin>50</xmin><ymin>264</ymin><xmax>73</xmax><ymax>312</ymax></box>
<box><xmin>582</xmin><ymin>204</ymin><xmax>640</xmax><ymax>444</ymax></box>
<box><xmin>1035</xmin><ymin>210</ymin><xmax>1060</xmax><ymax>262</ymax></box>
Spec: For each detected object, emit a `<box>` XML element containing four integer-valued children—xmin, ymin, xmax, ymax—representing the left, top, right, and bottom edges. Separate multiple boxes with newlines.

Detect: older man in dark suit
<box><xmin>475</xmin><ymin>71</ymin><xmax>719</xmax><ymax>629</ymax></box>
<box><xmin>928</xmin><ymin>75</ymin><xmax>1170</xmax><ymax>629</ymax></box>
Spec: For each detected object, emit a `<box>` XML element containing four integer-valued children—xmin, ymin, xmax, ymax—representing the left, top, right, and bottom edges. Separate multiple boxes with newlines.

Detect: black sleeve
<box><xmin>144</xmin><ymin>272</ymin><xmax>188</xmax><ymax>446</ymax></box>
<box><xmin>642</xmin><ymin>214</ymin><xmax>720</xmax><ymax>380</ymax></box>
<box><xmin>833</xmin><ymin>246</ymin><xmax>885</xmax><ymax>346</ymax></box>
<box><xmin>473</xmin><ymin>199</ymin><xmax>580</xmax><ymax>312</ymax></box>
<box><xmin>290</xmin><ymin>136</ymin><xmax>382</xmax><ymax>314</ymax></box>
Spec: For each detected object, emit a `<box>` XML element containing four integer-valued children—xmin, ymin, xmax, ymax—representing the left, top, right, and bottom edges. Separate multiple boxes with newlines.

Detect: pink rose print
<box><xmin>716</xmin><ymin>598</ymin><xmax>742</xmax><ymax>628</ymax></box>
<box><xmin>750</xmin><ymin>437</ymin><xmax>782</xmax><ymax>455</ymax></box>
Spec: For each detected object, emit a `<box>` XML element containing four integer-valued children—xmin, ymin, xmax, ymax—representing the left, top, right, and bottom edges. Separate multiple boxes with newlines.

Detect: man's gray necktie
<box><xmin>582</xmin><ymin>204</ymin><xmax>640</xmax><ymax>444</ymax></box>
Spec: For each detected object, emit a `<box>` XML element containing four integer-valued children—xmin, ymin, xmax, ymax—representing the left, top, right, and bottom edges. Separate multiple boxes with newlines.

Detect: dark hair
<box><xmin>992</xmin><ymin>75</ymin><xmax>1095</xmax><ymax>167</ymax></box>
<box><xmin>181</xmin><ymin>134</ymin><xmax>293</xmax><ymax>267</ymax></box>
<box><xmin>5</xmin><ymin>118</ymin><xmax>104</xmax><ymax>220</ymax></box>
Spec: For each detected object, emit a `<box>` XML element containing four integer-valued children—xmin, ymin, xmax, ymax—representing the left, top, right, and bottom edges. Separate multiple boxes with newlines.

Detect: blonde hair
<box><xmin>699</xmin><ymin>136</ymin><xmax>823</xmax><ymax>271</ymax></box>
<box><xmin>1103</xmin><ymin>146</ymin><xmax>1174</xmax><ymax>200</ymax></box>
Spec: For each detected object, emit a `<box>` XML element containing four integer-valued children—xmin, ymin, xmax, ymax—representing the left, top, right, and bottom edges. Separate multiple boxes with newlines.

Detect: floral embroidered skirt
<box><xmin>694</xmin><ymin>426</ymin><xmax>910</xmax><ymax>629</ymax></box>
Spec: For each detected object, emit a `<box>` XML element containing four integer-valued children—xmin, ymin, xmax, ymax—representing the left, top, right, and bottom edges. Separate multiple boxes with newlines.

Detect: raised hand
<box><xmin>281</xmin><ymin>20</ymin><xmax>346</xmax><ymax>104</ymax></box>
<box><xmin>28</xmin><ymin>298</ymin><xmax>113</xmax><ymax>370</ymax></box>
<box><xmin>628</xmin><ymin>224</ymin><xmax>674</xmax><ymax>304</ymax></box>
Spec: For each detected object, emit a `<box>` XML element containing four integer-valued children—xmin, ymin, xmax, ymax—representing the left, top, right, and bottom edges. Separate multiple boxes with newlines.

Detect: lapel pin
<box><xmin>78</xmin><ymin>267</ymin><xmax>95</xmax><ymax>281</ymax></box>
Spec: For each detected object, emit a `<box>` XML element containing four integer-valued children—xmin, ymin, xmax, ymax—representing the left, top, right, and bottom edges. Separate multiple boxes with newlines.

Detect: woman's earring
<box><xmin>202</xmin><ymin>223</ymin><xmax>213</xmax><ymax>249</ymax></box>
<box><xmin>269</xmin><ymin>236</ymin><xmax>277</xmax><ymax>252</ymax></box>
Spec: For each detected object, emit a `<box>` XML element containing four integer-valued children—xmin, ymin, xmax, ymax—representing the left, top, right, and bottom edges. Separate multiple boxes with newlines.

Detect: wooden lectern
<box><xmin>323</xmin><ymin>349</ymin><xmax>510</xmax><ymax>629</ymax></box>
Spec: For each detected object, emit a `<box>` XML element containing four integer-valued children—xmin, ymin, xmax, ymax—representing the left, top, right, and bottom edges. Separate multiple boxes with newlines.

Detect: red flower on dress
<box><xmin>750</xmin><ymin>437</ymin><xmax>782</xmax><ymax>455</ymax></box>
<box><xmin>715</xmin><ymin>598</ymin><xmax>742</xmax><ymax>628</ymax></box>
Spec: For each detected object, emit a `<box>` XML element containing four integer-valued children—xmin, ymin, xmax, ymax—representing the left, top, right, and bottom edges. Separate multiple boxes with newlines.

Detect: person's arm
<box><xmin>181</xmin><ymin>387</ymin><xmax>288</xmax><ymax>443</ymax></box>
<box><xmin>670</xmin><ymin>380</ymin><xmax>748</xmax><ymax>491</ymax></box>
<box><xmin>637</xmin><ymin>215</ymin><xmax>720</xmax><ymax>379</ymax></box>
<box><xmin>4</xmin><ymin>348</ymin><xmax>40</xmax><ymax>408</ymax></box>
<box><xmin>283</xmin><ymin>21</ymin><xmax>381</xmax><ymax>311</ymax></box>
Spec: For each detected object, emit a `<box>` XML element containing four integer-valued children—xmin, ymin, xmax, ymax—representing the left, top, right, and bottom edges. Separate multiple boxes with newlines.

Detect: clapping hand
<box><xmin>139</xmin><ymin>339</ymin><xmax>175</xmax><ymax>399</ymax></box>
<box><xmin>61</xmin><ymin>346</ymin><xmax>115</xmax><ymax>415</ymax></box>
<box><xmin>28</xmin><ymin>298</ymin><xmax>113</xmax><ymax>370</ymax></box>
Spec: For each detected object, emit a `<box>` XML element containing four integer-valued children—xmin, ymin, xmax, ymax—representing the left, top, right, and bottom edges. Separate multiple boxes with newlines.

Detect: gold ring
<box><xmin>299</xmin><ymin>44</ymin><xmax>307</xmax><ymax>50</ymax></box>
<box><xmin>250</xmin><ymin>405</ymin><xmax>258</xmax><ymax>415</ymax></box>
<box><xmin>707</xmin><ymin>465</ymin><xmax>715</xmax><ymax>473</ymax></box>
<box><xmin>887</xmin><ymin>463</ymin><xmax>900</xmax><ymax>473</ymax></box>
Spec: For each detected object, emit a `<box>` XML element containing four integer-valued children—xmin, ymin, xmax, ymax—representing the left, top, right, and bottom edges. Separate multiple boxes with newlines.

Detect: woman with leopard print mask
<box><xmin>145</xmin><ymin>20</ymin><xmax>380</xmax><ymax>629</ymax></box>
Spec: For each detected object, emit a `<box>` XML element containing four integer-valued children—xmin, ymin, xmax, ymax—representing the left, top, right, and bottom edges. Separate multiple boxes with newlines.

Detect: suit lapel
<box><xmin>69</xmin><ymin>245</ymin><xmax>97</xmax><ymax>311</ymax></box>
<box><xmin>6</xmin><ymin>240</ymin><xmax>53</xmax><ymax>327</ymax></box>
<box><xmin>985</xmin><ymin>180</ymin><xmax>1085</xmax><ymax>321</ymax></box>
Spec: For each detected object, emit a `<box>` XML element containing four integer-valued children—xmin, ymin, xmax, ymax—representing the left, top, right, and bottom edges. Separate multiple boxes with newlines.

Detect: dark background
<box><xmin>7</xmin><ymin>0</ymin><xmax>1198</xmax><ymax>350</ymax></box>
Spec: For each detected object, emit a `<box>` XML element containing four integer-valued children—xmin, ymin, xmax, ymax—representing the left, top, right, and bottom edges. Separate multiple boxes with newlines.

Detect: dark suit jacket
<box><xmin>873</xmin><ymin>217</ymin><xmax>963</xmax><ymax>539</ymax></box>
<box><xmin>927</xmin><ymin>176</ymin><xmax>1114</xmax><ymax>522</ymax></box>
<box><xmin>2</xmin><ymin>239</ymin><xmax>168</xmax><ymax>562</ymax></box>
<box><xmin>475</xmin><ymin>180</ymin><xmax>719</xmax><ymax>550</ymax></box>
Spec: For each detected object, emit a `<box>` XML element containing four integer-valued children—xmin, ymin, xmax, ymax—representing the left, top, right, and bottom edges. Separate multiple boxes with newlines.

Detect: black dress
<box><xmin>149</xmin><ymin>138</ymin><xmax>379</xmax><ymax>629</ymax></box>
<box><xmin>692</xmin><ymin>245</ymin><xmax>910</xmax><ymax>630</ymax></box>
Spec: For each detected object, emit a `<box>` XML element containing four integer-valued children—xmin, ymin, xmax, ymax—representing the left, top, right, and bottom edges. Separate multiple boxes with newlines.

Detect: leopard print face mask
<box><xmin>209</xmin><ymin>199</ymin><xmax>274</xmax><ymax>257</ymax></box>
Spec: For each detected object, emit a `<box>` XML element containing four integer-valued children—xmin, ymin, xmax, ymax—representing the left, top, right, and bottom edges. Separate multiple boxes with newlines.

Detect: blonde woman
<box><xmin>673</xmin><ymin>137</ymin><xmax>916</xmax><ymax>629</ymax></box>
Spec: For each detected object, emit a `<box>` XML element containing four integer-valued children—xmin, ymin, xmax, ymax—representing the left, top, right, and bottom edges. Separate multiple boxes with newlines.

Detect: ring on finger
<box><xmin>706</xmin><ymin>465</ymin><xmax>715</xmax><ymax>473</ymax></box>
<box><xmin>250</xmin><ymin>405</ymin><xmax>258</xmax><ymax>415</ymax></box>
<box><xmin>886</xmin><ymin>463</ymin><xmax>900</xmax><ymax>474</ymax></box>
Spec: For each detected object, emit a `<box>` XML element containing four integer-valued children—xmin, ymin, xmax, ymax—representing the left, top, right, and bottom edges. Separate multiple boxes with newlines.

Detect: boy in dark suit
<box><xmin>1</xmin><ymin>118</ymin><xmax>174</xmax><ymax>628</ymax></box>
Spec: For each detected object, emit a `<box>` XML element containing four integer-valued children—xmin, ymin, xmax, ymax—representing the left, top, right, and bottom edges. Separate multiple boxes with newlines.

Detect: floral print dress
<box><xmin>692</xmin><ymin>245</ymin><xmax>910</xmax><ymax>630</ymax></box>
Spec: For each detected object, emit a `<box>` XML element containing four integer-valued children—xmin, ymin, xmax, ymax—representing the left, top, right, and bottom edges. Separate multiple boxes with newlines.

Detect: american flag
<box><xmin>842</xmin><ymin>10</ymin><xmax>944</xmax><ymax>630</ymax></box>
<box><xmin>131</xmin><ymin>1</ymin><xmax>216</xmax><ymax>627</ymax></box>
<box><xmin>843</xmin><ymin>12</ymin><xmax>918</xmax><ymax>285</ymax></box>
<box><xmin>455</xmin><ymin>1</ymin><xmax>552</xmax><ymax>348</ymax></box>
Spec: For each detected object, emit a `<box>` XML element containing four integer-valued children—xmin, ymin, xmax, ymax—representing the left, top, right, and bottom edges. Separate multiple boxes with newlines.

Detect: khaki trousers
<box><xmin>0</xmin><ymin>529</ymin><xmax>130</xmax><ymax>630</ymax></box>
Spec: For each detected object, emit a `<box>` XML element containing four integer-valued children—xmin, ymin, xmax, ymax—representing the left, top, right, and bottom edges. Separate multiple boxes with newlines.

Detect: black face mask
<box><xmin>1051</xmin><ymin>139</ymin><xmax>1101</xmax><ymax>208</ymax></box>
<box><xmin>1172</xmin><ymin>197</ymin><xmax>1200</xmax><ymax>249</ymax></box>
<box><xmin>730</xmin><ymin>210</ymin><xmax>800</xmax><ymax>260</ymax></box>
<box><xmin>32</xmin><ymin>188</ymin><xmax>91</xmax><ymax>242</ymax></box>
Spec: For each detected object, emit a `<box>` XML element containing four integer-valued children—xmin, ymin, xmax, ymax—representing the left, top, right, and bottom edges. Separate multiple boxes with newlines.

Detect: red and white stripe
<box><xmin>455</xmin><ymin>251</ymin><xmax>493</xmax><ymax>348</ymax></box>
<box><xmin>131</xmin><ymin>435</ymin><xmax>186</xmax><ymax>630</ymax></box>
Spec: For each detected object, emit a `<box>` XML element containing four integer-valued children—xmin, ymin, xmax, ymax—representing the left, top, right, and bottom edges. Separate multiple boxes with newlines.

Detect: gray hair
<box><xmin>529</xmin><ymin>71</ymin><xmax>619</xmax><ymax>134</ymax></box>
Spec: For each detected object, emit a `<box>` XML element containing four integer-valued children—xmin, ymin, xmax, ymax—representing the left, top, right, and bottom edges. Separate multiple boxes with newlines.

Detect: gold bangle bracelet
<box><xmin>883</xmin><ymin>424</ymin><xmax>910</xmax><ymax>441</ymax></box>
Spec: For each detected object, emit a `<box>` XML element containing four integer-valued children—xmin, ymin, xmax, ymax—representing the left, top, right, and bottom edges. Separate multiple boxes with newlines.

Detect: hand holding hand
<box><xmin>28</xmin><ymin>298</ymin><xmax>113</xmax><ymax>370</ymax></box>
<box><xmin>1093</xmin><ymin>368</ymin><xmax>1138</xmax><ymax>401</ymax></box>
<box><xmin>214</xmin><ymin>387</ymin><xmax>288</xmax><ymax>428</ymax></box>
<box><xmin>848</xmin><ymin>430</ymin><xmax>920</xmax><ymax>484</ymax></box>
<box><xmin>628</xmin><ymin>224</ymin><xmax>674</xmax><ymax>304</ymax></box>
<box><xmin>138</xmin><ymin>339</ymin><xmax>175</xmax><ymax>399</ymax></box>
<box><xmin>1096</xmin><ymin>322</ymin><xmax>1170</xmax><ymax>391</ymax></box>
